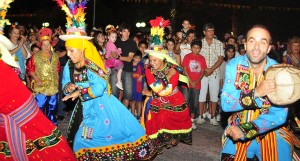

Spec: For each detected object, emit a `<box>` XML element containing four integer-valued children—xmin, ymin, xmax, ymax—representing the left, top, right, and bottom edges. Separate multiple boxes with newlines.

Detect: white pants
<box><xmin>199</xmin><ymin>75</ymin><xmax>220</xmax><ymax>102</ymax></box>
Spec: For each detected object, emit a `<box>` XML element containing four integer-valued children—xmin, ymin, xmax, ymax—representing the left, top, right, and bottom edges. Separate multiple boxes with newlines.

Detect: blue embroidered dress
<box><xmin>62</xmin><ymin>59</ymin><xmax>155</xmax><ymax>160</ymax></box>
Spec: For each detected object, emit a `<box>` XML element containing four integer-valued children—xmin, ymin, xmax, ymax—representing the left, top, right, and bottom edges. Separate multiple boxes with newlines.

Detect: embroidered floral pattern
<box><xmin>150</xmin><ymin>102</ymin><xmax>188</xmax><ymax>112</ymax></box>
<box><xmin>234</xmin><ymin>64</ymin><xmax>250</xmax><ymax>90</ymax></box>
<box><xmin>238</xmin><ymin>122</ymin><xmax>259</xmax><ymax>139</ymax></box>
<box><xmin>0</xmin><ymin>142</ymin><xmax>10</xmax><ymax>156</ymax></box>
<box><xmin>239</xmin><ymin>86</ymin><xmax>259</xmax><ymax>110</ymax></box>
<box><xmin>139</xmin><ymin>148</ymin><xmax>147</xmax><ymax>158</ymax></box>
<box><xmin>37</xmin><ymin>138</ymin><xmax>46</xmax><ymax>147</ymax></box>
<box><xmin>242</xmin><ymin>96</ymin><xmax>252</xmax><ymax>106</ymax></box>
<box><xmin>26</xmin><ymin>139</ymin><xmax>35</xmax><ymax>150</ymax></box>
<box><xmin>75</xmin><ymin>136</ymin><xmax>156</xmax><ymax>161</ymax></box>
<box><xmin>0</xmin><ymin>128</ymin><xmax>62</xmax><ymax>157</ymax></box>
<box><xmin>85</xmin><ymin>59</ymin><xmax>108</xmax><ymax>81</ymax></box>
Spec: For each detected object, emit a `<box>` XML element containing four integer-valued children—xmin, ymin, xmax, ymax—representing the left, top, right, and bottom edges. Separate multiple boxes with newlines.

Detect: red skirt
<box><xmin>145</xmin><ymin>90</ymin><xmax>192</xmax><ymax>149</ymax></box>
<box><xmin>0</xmin><ymin>110</ymin><xmax>76</xmax><ymax>161</ymax></box>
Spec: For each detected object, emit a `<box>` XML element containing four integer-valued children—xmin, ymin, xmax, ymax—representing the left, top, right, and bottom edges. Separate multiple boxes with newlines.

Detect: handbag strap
<box><xmin>291</xmin><ymin>54</ymin><xmax>300</xmax><ymax>65</ymax></box>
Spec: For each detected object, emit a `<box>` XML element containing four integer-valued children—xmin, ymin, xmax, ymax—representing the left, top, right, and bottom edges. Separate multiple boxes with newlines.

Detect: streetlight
<box><xmin>136</xmin><ymin>22</ymin><xmax>146</xmax><ymax>28</ymax></box>
<box><xmin>42</xmin><ymin>22</ymin><xmax>49</xmax><ymax>28</ymax></box>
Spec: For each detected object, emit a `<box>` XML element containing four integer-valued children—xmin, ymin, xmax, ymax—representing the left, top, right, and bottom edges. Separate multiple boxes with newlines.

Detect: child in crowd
<box><xmin>26</xmin><ymin>44</ymin><xmax>41</xmax><ymax>89</ymax></box>
<box><xmin>174</xmin><ymin>31</ymin><xmax>184</xmax><ymax>44</ymax></box>
<box><xmin>182</xmin><ymin>40</ymin><xmax>206</xmax><ymax>129</ymax></box>
<box><xmin>105</xmin><ymin>29</ymin><xmax>123</xmax><ymax>90</ymax></box>
<box><xmin>138</xmin><ymin>41</ymin><xmax>149</xmax><ymax>67</ymax></box>
<box><xmin>181</xmin><ymin>20</ymin><xmax>191</xmax><ymax>39</ymax></box>
<box><xmin>30</xmin><ymin>44</ymin><xmax>40</xmax><ymax>55</ymax></box>
<box><xmin>130</xmin><ymin>51</ymin><xmax>145</xmax><ymax>120</ymax></box>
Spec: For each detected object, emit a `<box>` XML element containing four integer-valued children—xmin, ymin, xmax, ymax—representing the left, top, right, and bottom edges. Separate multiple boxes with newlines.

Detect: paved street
<box><xmin>58</xmin><ymin>115</ymin><xmax>224</xmax><ymax>161</ymax></box>
<box><xmin>154</xmin><ymin>122</ymin><xmax>223</xmax><ymax>161</ymax></box>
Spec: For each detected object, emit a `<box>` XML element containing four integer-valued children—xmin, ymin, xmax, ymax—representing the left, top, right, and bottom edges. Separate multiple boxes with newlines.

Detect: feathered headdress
<box><xmin>0</xmin><ymin>0</ymin><xmax>13</xmax><ymax>34</ymax></box>
<box><xmin>149</xmin><ymin>16</ymin><xmax>170</xmax><ymax>47</ymax></box>
<box><xmin>145</xmin><ymin>16</ymin><xmax>188</xmax><ymax>84</ymax></box>
<box><xmin>0</xmin><ymin>0</ymin><xmax>15</xmax><ymax>50</ymax></box>
<box><xmin>56</xmin><ymin>0</ymin><xmax>92</xmax><ymax>40</ymax></box>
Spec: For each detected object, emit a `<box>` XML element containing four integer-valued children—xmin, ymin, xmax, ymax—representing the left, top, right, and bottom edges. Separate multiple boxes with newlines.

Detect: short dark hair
<box><xmin>166</xmin><ymin>38</ymin><xmax>175</xmax><ymax>44</ymax></box>
<box><xmin>138</xmin><ymin>40</ymin><xmax>148</xmax><ymax>47</ymax></box>
<box><xmin>225</xmin><ymin>36</ymin><xmax>236</xmax><ymax>44</ymax></box>
<box><xmin>238</xmin><ymin>44</ymin><xmax>245</xmax><ymax>51</ymax></box>
<box><xmin>225</xmin><ymin>44</ymin><xmax>236</xmax><ymax>53</ymax></box>
<box><xmin>224</xmin><ymin>44</ymin><xmax>236</xmax><ymax>61</ymax></box>
<box><xmin>134</xmin><ymin>50</ymin><xmax>143</xmax><ymax>58</ymax></box>
<box><xmin>118</xmin><ymin>23</ymin><xmax>131</xmax><ymax>32</ymax></box>
<box><xmin>186</xmin><ymin>29</ymin><xmax>195</xmax><ymax>37</ymax></box>
<box><xmin>191</xmin><ymin>39</ymin><xmax>202</xmax><ymax>48</ymax></box>
<box><xmin>203</xmin><ymin>23</ymin><xmax>214</xmax><ymax>31</ymax></box>
<box><xmin>30</xmin><ymin>44</ymin><xmax>40</xmax><ymax>52</ymax></box>
<box><xmin>246</xmin><ymin>24</ymin><xmax>272</xmax><ymax>44</ymax></box>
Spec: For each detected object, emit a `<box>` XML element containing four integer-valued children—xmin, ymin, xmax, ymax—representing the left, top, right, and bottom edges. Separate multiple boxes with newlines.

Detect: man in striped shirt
<box><xmin>197</xmin><ymin>23</ymin><xmax>224</xmax><ymax>126</ymax></box>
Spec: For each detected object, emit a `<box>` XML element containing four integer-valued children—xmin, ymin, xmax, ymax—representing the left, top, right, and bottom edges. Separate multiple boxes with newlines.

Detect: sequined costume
<box><xmin>220</xmin><ymin>55</ymin><xmax>300</xmax><ymax>161</ymax></box>
<box><xmin>0</xmin><ymin>60</ymin><xmax>76</xmax><ymax>161</ymax></box>
<box><xmin>62</xmin><ymin>58</ymin><xmax>156</xmax><ymax>160</ymax></box>
<box><xmin>143</xmin><ymin>63</ymin><xmax>192</xmax><ymax>153</ymax></box>
<box><xmin>26</xmin><ymin>50</ymin><xmax>60</xmax><ymax>125</ymax></box>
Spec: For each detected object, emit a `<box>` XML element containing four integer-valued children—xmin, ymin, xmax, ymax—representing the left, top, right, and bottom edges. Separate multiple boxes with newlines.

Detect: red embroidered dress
<box><xmin>144</xmin><ymin>63</ymin><xmax>192</xmax><ymax>151</ymax></box>
<box><xmin>0</xmin><ymin>60</ymin><xmax>75</xmax><ymax>161</ymax></box>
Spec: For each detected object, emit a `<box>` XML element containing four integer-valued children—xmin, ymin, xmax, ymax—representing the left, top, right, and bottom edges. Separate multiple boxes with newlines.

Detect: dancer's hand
<box><xmin>62</xmin><ymin>90</ymin><xmax>80</xmax><ymax>101</ymax></box>
<box><xmin>66</xmin><ymin>83</ymin><xmax>77</xmax><ymax>93</ymax></box>
<box><xmin>142</xmin><ymin>89</ymin><xmax>152</xmax><ymax>96</ymax></box>
<box><xmin>225</xmin><ymin>126</ymin><xmax>244</xmax><ymax>141</ymax></box>
<box><xmin>255</xmin><ymin>79</ymin><xmax>276</xmax><ymax>97</ymax></box>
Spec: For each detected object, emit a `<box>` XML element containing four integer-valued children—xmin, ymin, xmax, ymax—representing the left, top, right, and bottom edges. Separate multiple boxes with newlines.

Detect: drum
<box><xmin>265</xmin><ymin>64</ymin><xmax>300</xmax><ymax>105</ymax></box>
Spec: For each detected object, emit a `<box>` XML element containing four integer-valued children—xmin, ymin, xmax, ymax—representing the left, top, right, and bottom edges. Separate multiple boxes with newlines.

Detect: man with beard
<box><xmin>220</xmin><ymin>25</ymin><xmax>297</xmax><ymax>160</ymax></box>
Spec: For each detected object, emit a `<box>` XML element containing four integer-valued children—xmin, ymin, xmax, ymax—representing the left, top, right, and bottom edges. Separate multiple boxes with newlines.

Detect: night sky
<box><xmin>6</xmin><ymin>0</ymin><xmax>300</xmax><ymax>41</ymax></box>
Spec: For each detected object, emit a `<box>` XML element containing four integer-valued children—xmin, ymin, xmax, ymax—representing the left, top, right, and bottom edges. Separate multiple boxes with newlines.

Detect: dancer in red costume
<box><xmin>142</xmin><ymin>17</ymin><xmax>192</xmax><ymax>154</ymax></box>
<box><xmin>0</xmin><ymin>7</ymin><xmax>76</xmax><ymax>160</ymax></box>
<box><xmin>0</xmin><ymin>47</ymin><xmax>76</xmax><ymax>161</ymax></box>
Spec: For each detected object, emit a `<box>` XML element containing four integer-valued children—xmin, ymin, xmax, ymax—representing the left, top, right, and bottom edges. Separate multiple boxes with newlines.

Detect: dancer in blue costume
<box><xmin>61</xmin><ymin>38</ymin><xmax>156</xmax><ymax>160</ymax></box>
<box><xmin>220</xmin><ymin>25</ymin><xmax>300</xmax><ymax>161</ymax></box>
<box><xmin>57</xmin><ymin>1</ymin><xmax>156</xmax><ymax>159</ymax></box>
